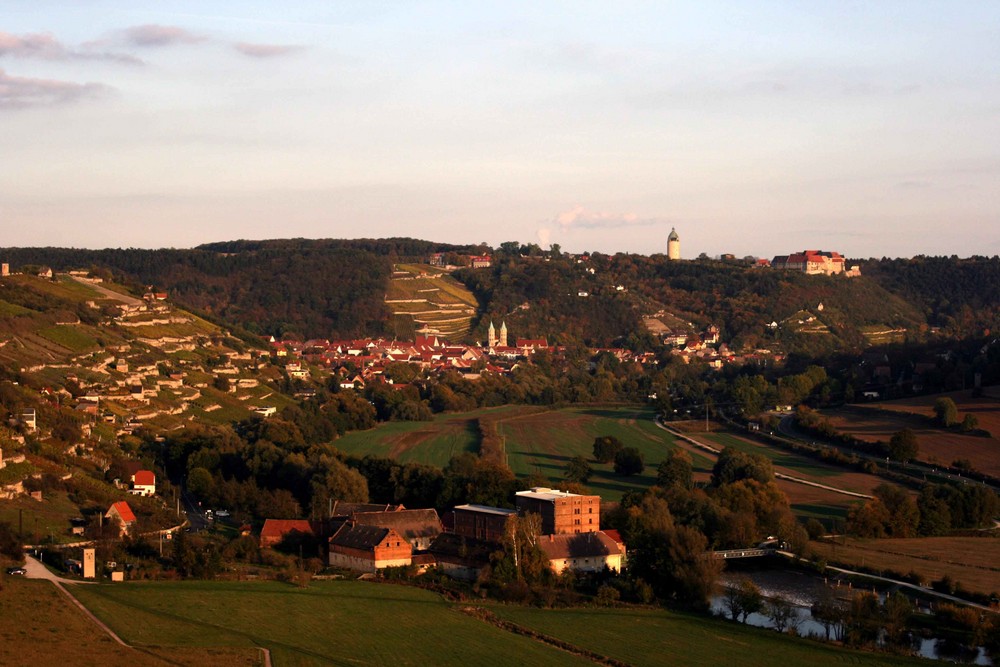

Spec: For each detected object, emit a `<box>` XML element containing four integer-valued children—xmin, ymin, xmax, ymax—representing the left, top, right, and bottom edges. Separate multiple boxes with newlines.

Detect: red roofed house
<box><xmin>328</xmin><ymin>524</ymin><xmax>413</xmax><ymax>572</ymax></box>
<box><xmin>259</xmin><ymin>519</ymin><xmax>319</xmax><ymax>549</ymax></box>
<box><xmin>129</xmin><ymin>470</ymin><xmax>156</xmax><ymax>497</ymax></box>
<box><xmin>106</xmin><ymin>501</ymin><xmax>137</xmax><ymax>535</ymax></box>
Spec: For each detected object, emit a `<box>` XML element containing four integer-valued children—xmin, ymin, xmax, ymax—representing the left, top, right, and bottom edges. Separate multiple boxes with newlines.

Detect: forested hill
<box><xmin>3</xmin><ymin>240</ymin><xmax>998</xmax><ymax>349</ymax></box>
<box><xmin>0</xmin><ymin>239</ymin><xmax>478</xmax><ymax>339</ymax></box>
<box><xmin>460</xmin><ymin>252</ymin><xmax>928</xmax><ymax>352</ymax></box>
<box><xmin>860</xmin><ymin>256</ymin><xmax>1000</xmax><ymax>333</ymax></box>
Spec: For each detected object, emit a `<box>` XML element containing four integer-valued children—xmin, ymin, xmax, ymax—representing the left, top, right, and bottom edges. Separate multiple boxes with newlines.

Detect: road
<box><xmin>776</xmin><ymin>414</ymin><xmax>1000</xmax><ymax>494</ymax></box>
<box><xmin>654</xmin><ymin>418</ymin><xmax>872</xmax><ymax>499</ymax></box>
<box><xmin>65</xmin><ymin>274</ymin><xmax>145</xmax><ymax>307</ymax></box>
<box><xmin>22</xmin><ymin>553</ymin><xmax>93</xmax><ymax>585</ymax></box>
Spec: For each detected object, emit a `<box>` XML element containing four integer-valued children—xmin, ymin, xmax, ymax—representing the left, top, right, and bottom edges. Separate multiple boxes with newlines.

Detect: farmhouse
<box><xmin>129</xmin><ymin>469</ymin><xmax>156</xmax><ymax>497</ymax></box>
<box><xmin>105</xmin><ymin>501</ymin><xmax>136</xmax><ymax>535</ymax></box>
<box><xmin>349</xmin><ymin>508</ymin><xmax>443</xmax><ymax>550</ymax></box>
<box><xmin>538</xmin><ymin>531</ymin><xmax>625</xmax><ymax>573</ymax></box>
<box><xmin>328</xmin><ymin>524</ymin><xmax>412</xmax><ymax>572</ymax></box>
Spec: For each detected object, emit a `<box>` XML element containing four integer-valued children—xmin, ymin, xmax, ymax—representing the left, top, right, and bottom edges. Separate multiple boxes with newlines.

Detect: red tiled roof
<box><xmin>109</xmin><ymin>501</ymin><xmax>136</xmax><ymax>523</ymax></box>
<box><xmin>260</xmin><ymin>519</ymin><xmax>315</xmax><ymax>540</ymax></box>
<box><xmin>133</xmin><ymin>470</ymin><xmax>155</xmax><ymax>486</ymax></box>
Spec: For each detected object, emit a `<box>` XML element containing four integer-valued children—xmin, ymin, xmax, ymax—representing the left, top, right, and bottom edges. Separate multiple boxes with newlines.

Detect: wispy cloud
<box><xmin>553</xmin><ymin>205</ymin><xmax>664</xmax><ymax>230</ymax></box>
<box><xmin>119</xmin><ymin>24</ymin><xmax>207</xmax><ymax>47</ymax></box>
<box><xmin>0</xmin><ymin>68</ymin><xmax>110</xmax><ymax>109</ymax></box>
<box><xmin>0</xmin><ymin>31</ymin><xmax>141</xmax><ymax>64</ymax></box>
<box><xmin>233</xmin><ymin>42</ymin><xmax>302</xmax><ymax>58</ymax></box>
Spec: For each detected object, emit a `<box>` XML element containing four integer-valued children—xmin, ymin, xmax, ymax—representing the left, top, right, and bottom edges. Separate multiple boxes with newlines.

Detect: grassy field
<box><xmin>499</xmin><ymin>406</ymin><xmax>682</xmax><ymax>501</ymax></box>
<box><xmin>821</xmin><ymin>392</ymin><xmax>1000</xmax><ymax>477</ymax></box>
<box><xmin>37</xmin><ymin>325</ymin><xmax>99</xmax><ymax>353</ymax></box>
<box><xmin>0</xmin><ymin>299</ymin><xmax>35</xmax><ymax>316</ymax></box>
<box><xmin>810</xmin><ymin>536</ymin><xmax>1000</xmax><ymax>596</ymax></box>
<box><xmin>72</xmin><ymin>580</ymin><xmax>589</xmax><ymax>667</ymax></box>
<box><xmin>488</xmin><ymin>604</ymin><xmax>924</xmax><ymax>667</ymax></box>
<box><xmin>336</xmin><ymin>405</ymin><xmax>685</xmax><ymax>500</ymax></box>
<box><xmin>0</xmin><ymin>578</ymin><xmax>258</xmax><ymax>667</ymax></box>
<box><xmin>0</xmin><ymin>491</ymin><xmax>85</xmax><ymax>545</ymax></box>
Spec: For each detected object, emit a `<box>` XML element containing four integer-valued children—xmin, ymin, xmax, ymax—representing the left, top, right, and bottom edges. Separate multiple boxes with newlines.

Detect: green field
<box><xmin>36</xmin><ymin>325</ymin><xmax>99</xmax><ymax>353</ymax></box>
<box><xmin>488</xmin><ymin>605</ymin><xmax>923</xmax><ymax>667</ymax></box>
<box><xmin>0</xmin><ymin>491</ymin><xmax>84</xmax><ymax>544</ymax></box>
<box><xmin>0</xmin><ymin>299</ymin><xmax>35</xmax><ymax>317</ymax></box>
<box><xmin>65</xmin><ymin>579</ymin><xmax>929</xmax><ymax>667</ymax></box>
<box><xmin>72</xmin><ymin>580</ymin><xmax>589</xmax><ymax>667</ymax></box>
<box><xmin>704</xmin><ymin>433</ymin><xmax>841</xmax><ymax>479</ymax></box>
<box><xmin>0</xmin><ymin>579</ymin><xmax>258</xmax><ymax>667</ymax></box>
<box><xmin>499</xmin><ymin>406</ymin><xmax>682</xmax><ymax>500</ymax></box>
<box><xmin>333</xmin><ymin>405</ymin><xmax>688</xmax><ymax>500</ymax></box>
<box><xmin>333</xmin><ymin>407</ymin><xmax>520</xmax><ymax>468</ymax></box>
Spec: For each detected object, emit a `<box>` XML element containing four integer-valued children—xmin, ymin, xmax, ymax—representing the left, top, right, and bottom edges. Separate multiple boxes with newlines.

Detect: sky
<box><xmin>1</xmin><ymin>1</ymin><xmax>999</xmax><ymax>259</ymax></box>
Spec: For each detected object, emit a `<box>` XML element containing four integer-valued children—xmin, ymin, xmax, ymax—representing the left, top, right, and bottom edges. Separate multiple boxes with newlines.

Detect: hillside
<box><xmin>4</xmin><ymin>240</ymin><xmax>1000</xmax><ymax>353</ymax></box>
<box><xmin>386</xmin><ymin>263</ymin><xmax>479</xmax><ymax>340</ymax></box>
<box><xmin>0</xmin><ymin>270</ymin><xmax>305</xmax><ymax>541</ymax></box>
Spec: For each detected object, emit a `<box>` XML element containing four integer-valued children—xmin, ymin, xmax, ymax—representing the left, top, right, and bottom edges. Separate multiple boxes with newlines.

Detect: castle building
<box><xmin>667</xmin><ymin>228</ymin><xmax>680</xmax><ymax>261</ymax></box>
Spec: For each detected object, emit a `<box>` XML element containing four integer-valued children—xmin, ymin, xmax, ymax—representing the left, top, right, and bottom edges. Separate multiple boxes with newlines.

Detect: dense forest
<box><xmin>3</xmin><ymin>239</ymin><xmax>998</xmax><ymax>349</ymax></box>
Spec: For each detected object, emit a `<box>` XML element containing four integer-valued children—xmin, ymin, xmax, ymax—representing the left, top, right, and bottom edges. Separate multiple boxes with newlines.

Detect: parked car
<box><xmin>6</xmin><ymin>567</ymin><xmax>26</xmax><ymax>576</ymax></box>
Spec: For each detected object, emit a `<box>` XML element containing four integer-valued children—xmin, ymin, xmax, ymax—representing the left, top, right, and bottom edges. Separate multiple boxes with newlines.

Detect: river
<box><xmin>713</xmin><ymin>568</ymin><xmax>993</xmax><ymax>665</ymax></box>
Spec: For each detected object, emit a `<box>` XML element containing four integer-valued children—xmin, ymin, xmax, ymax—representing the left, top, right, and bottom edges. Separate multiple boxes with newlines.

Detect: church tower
<box><xmin>488</xmin><ymin>321</ymin><xmax>497</xmax><ymax>348</ymax></box>
<box><xmin>667</xmin><ymin>227</ymin><xmax>680</xmax><ymax>261</ymax></box>
<box><xmin>499</xmin><ymin>321</ymin><xmax>508</xmax><ymax>347</ymax></box>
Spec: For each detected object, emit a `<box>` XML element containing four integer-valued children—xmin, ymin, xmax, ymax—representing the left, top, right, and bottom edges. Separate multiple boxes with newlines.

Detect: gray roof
<box><xmin>329</xmin><ymin>524</ymin><xmax>394</xmax><ymax>551</ymax></box>
<box><xmin>351</xmin><ymin>509</ymin><xmax>443</xmax><ymax>541</ymax></box>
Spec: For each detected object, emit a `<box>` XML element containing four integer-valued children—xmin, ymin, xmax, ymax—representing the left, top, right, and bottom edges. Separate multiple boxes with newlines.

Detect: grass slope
<box><xmin>0</xmin><ymin>578</ymin><xmax>256</xmax><ymax>667</ymax></box>
<box><xmin>73</xmin><ymin>580</ymin><xmax>589</xmax><ymax>667</ymax></box>
<box><xmin>500</xmin><ymin>406</ymin><xmax>679</xmax><ymax>501</ymax></box>
<box><xmin>489</xmin><ymin>604</ymin><xmax>925</xmax><ymax>667</ymax></box>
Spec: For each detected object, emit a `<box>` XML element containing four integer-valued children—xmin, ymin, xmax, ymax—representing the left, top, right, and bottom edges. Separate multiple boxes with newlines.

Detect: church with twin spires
<box><xmin>486</xmin><ymin>321</ymin><xmax>508</xmax><ymax>349</ymax></box>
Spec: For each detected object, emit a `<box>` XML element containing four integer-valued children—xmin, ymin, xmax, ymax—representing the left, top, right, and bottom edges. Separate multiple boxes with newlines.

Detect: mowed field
<box><xmin>334</xmin><ymin>405</ymin><xmax>687</xmax><ymax>501</ymax></box>
<box><xmin>821</xmin><ymin>391</ymin><xmax>1000</xmax><ymax>477</ymax></box>
<box><xmin>333</xmin><ymin>406</ymin><xmax>527</xmax><ymax>468</ymax></box>
<box><xmin>0</xmin><ymin>578</ymin><xmax>258</xmax><ymax>667</ymax></box>
<box><xmin>809</xmin><ymin>536</ymin><xmax>1000</xmax><ymax>596</ymax></box>
<box><xmin>63</xmin><ymin>579</ymin><xmax>924</xmax><ymax>667</ymax></box>
<box><xmin>73</xmin><ymin>580</ymin><xmax>589</xmax><ymax>667</ymax></box>
<box><xmin>497</xmin><ymin>406</ymin><xmax>684</xmax><ymax>501</ymax></box>
<box><xmin>488</xmin><ymin>604</ymin><xmax>924</xmax><ymax>667</ymax></box>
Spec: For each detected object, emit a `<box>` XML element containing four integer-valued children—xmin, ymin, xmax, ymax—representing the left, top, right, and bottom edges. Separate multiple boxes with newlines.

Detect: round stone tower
<box><xmin>667</xmin><ymin>227</ymin><xmax>680</xmax><ymax>261</ymax></box>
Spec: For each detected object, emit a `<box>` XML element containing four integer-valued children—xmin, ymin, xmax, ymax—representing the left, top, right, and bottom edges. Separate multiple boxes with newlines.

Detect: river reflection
<box><xmin>714</xmin><ymin>569</ymin><xmax>993</xmax><ymax>665</ymax></box>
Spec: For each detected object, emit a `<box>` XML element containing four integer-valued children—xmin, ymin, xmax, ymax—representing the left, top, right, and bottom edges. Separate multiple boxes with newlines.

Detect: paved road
<box><xmin>777</xmin><ymin>414</ymin><xmax>1000</xmax><ymax>494</ymax></box>
<box><xmin>65</xmin><ymin>274</ymin><xmax>144</xmax><ymax>307</ymax></box>
<box><xmin>655</xmin><ymin>418</ymin><xmax>872</xmax><ymax>499</ymax></box>
<box><xmin>22</xmin><ymin>553</ymin><xmax>93</xmax><ymax>585</ymax></box>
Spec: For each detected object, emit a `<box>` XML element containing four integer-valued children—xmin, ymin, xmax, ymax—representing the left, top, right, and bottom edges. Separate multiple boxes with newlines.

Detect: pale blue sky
<box><xmin>2</xmin><ymin>1</ymin><xmax>998</xmax><ymax>258</ymax></box>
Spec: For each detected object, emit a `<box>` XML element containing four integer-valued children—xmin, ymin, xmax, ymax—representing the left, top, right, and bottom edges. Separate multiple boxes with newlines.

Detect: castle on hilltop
<box><xmin>667</xmin><ymin>228</ymin><xmax>680</xmax><ymax>261</ymax></box>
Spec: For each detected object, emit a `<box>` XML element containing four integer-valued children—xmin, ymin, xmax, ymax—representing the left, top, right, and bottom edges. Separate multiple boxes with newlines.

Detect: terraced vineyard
<box><xmin>385</xmin><ymin>263</ymin><xmax>479</xmax><ymax>341</ymax></box>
